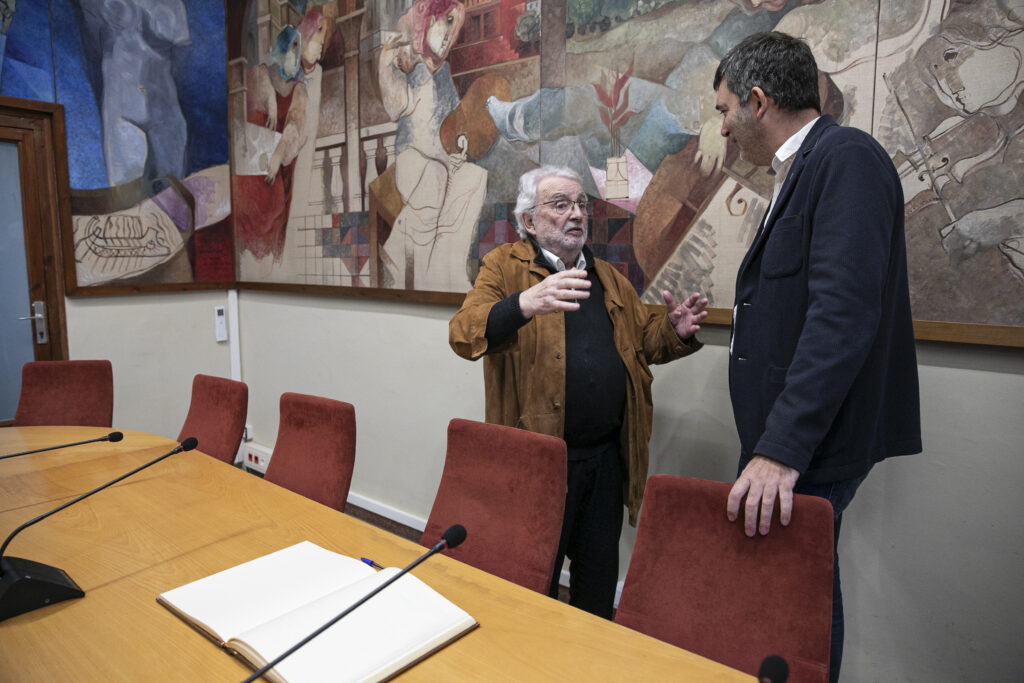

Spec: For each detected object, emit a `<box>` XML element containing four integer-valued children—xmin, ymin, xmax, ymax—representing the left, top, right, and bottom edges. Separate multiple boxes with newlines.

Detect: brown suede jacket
<box><xmin>449</xmin><ymin>239</ymin><xmax>702</xmax><ymax>525</ymax></box>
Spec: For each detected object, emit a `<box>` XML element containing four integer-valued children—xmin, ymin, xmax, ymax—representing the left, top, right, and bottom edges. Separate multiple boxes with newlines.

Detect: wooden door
<box><xmin>0</xmin><ymin>96</ymin><xmax>72</xmax><ymax>423</ymax></box>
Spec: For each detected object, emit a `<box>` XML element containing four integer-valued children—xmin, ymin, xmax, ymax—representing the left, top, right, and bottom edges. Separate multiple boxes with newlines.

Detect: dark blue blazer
<box><xmin>729</xmin><ymin>115</ymin><xmax>922</xmax><ymax>483</ymax></box>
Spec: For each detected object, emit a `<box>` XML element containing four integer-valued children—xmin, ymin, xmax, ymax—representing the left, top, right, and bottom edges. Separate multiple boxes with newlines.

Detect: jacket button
<box><xmin>555</xmin><ymin>352</ymin><xmax>562</xmax><ymax>359</ymax></box>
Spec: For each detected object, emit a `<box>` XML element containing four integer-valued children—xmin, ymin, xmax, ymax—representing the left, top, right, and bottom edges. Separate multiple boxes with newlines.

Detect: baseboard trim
<box><xmin>346</xmin><ymin>492</ymin><xmax>426</xmax><ymax>536</ymax></box>
<box><xmin>345</xmin><ymin>491</ymin><xmax>623</xmax><ymax>604</ymax></box>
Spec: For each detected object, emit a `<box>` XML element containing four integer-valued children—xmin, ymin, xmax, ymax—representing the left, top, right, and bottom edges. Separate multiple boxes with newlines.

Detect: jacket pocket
<box><xmin>762</xmin><ymin>217</ymin><xmax>803</xmax><ymax>278</ymax></box>
<box><xmin>634</xmin><ymin>349</ymin><xmax>653</xmax><ymax>383</ymax></box>
<box><xmin>761</xmin><ymin>365</ymin><xmax>788</xmax><ymax>425</ymax></box>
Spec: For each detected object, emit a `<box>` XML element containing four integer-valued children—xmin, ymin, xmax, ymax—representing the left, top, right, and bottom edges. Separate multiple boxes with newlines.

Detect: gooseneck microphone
<box><xmin>758</xmin><ymin>655</ymin><xmax>789</xmax><ymax>683</ymax></box>
<box><xmin>430</xmin><ymin>523</ymin><xmax>466</xmax><ymax>553</ymax></box>
<box><xmin>242</xmin><ymin>524</ymin><xmax>467</xmax><ymax>683</ymax></box>
<box><xmin>0</xmin><ymin>431</ymin><xmax>124</xmax><ymax>460</ymax></box>
<box><xmin>0</xmin><ymin>437</ymin><xmax>198</xmax><ymax>622</ymax></box>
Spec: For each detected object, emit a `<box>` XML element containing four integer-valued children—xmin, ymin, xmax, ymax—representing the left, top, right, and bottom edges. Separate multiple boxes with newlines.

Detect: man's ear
<box><xmin>749</xmin><ymin>86</ymin><xmax>771</xmax><ymax>120</ymax></box>
<box><xmin>521</xmin><ymin>211</ymin><xmax>535</xmax><ymax>235</ymax></box>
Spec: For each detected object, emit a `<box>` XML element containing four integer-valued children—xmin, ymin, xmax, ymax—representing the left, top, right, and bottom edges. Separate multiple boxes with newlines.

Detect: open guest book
<box><xmin>157</xmin><ymin>541</ymin><xmax>477</xmax><ymax>682</ymax></box>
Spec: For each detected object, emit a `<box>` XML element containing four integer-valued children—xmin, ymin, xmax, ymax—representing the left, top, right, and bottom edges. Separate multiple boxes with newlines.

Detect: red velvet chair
<box><xmin>177</xmin><ymin>374</ymin><xmax>248</xmax><ymax>464</ymax></box>
<box><xmin>264</xmin><ymin>392</ymin><xmax>356</xmax><ymax>511</ymax></box>
<box><xmin>14</xmin><ymin>360</ymin><xmax>114</xmax><ymax>427</ymax></box>
<box><xmin>615</xmin><ymin>474</ymin><xmax>834</xmax><ymax>683</ymax></box>
<box><xmin>421</xmin><ymin>418</ymin><xmax>567</xmax><ymax>594</ymax></box>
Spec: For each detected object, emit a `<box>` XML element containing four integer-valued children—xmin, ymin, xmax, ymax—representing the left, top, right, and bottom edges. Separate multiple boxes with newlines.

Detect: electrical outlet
<box><xmin>242</xmin><ymin>442</ymin><xmax>273</xmax><ymax>475</ymax></box>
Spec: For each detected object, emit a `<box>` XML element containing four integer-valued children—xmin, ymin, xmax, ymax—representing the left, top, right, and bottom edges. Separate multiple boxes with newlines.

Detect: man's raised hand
<box><xmin>519</xmin><ymin>269</ymin><xmax>591</xmax><ymax>319</ymax></box>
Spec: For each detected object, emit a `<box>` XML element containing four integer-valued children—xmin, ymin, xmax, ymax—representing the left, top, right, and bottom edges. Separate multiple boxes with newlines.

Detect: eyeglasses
<box><xmin>533</xmin><ymin>198</ymin><xmax>592</xmax><ymax>216</ymax></box>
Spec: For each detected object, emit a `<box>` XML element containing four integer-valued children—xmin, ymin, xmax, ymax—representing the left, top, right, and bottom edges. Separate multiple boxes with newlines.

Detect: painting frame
<box><xmin>59</xmin><ymin>275</ymin><xmax>1024</xmax><ymax>349</ymax></box>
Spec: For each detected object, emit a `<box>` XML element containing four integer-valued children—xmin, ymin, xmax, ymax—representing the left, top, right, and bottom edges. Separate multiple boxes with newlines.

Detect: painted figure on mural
<box><xmin>75</xmin><ymin>0</ymin><xmax>190</xmax><ymax>190</ymax></box>
<box><xmin>928</xmin><ymin>3</ymin><xmax>1024</xmax><ymax>283</ymax></box>
<box><xmin>878</xmin><ymin>0</ymin><xmax>1024</xmax><ymax>319</ymax></box>
<box><xmin>65</xmin><ymin>0</ymin><xmax>234</xmax><ymax>286</ymax></box>
<box><xmin>376</xmin><ymin>0</ymin><xmax>487</xmax><ymax>292</ymax></box>
<box><xmin>282</xmin><ymin>11</ymin><xmax>328</xmax><ymax>254</ymax></box>
<box><xmin>481</xmin><ymin>0</ymin><xmax>838</xmax><ymax>302</ymax></box>
<box><xmin>235</xmin><ymin>11</ymin><xmax>327</xmax><ymax>273</ymax></box>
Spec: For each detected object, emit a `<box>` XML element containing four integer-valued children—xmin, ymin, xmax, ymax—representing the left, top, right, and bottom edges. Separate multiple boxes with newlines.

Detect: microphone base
<box><xmin>0</xmin><ymin>556</ymin><xmax>84</xmax><ymax>622</ymax></box>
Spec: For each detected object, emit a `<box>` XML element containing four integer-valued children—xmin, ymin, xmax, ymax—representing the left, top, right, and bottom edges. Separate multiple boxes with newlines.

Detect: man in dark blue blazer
<box><xmin>713</xmin><ymin>32</ymin><xmax>922</xmax><ymax>682</ymax></box>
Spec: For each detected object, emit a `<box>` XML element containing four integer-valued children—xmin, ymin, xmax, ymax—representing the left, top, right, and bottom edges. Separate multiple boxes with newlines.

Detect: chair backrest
<box><xmin>421</xmin><ymin>418</ymin><xmax>567</xmax><ymax>594</ymax></box>
<box><xmin>264</xmin><ymin>392</ymin><xmax>356</xmax><ymax>511</ymax></box>
<box><xmin>615</xmin><ymin>474</ymin><xmax>834</xmax><ymax>683</ymax></box>
<box><xmin>14</xmin><ymin>360</ymin><xmax>114</xmax><ymax>427</ymax></box>
<box><xmin>177</xmin><ymin>374</ymin><xmax>248</xmax><ymax>464</ymax></box>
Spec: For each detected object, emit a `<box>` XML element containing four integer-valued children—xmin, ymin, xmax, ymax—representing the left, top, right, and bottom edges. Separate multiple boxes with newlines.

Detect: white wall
<box><xmin>65</xmin><ymin>291</ymin><xmax>233</xmax><ymax>440</ymax></box>
<box><xmin>64</xmin><ymin>290</ymin><xmax>1024</xmax><ymax>681</ymax></box>
<box><xmin>842</xmin><ymin>343</ymin><xmax>1024</xmax><ymax>681</ymax></box>
<box><xmin>237</xmin><ymin>291</ymin><xmax>482</xmax><ymax>524</ymax></box>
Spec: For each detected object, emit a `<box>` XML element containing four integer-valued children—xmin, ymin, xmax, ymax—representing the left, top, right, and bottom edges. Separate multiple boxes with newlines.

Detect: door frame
<box><xmin>0</xmin><ymin>95</ymin><xmax>72</xmax><ymax>365</ymax></box>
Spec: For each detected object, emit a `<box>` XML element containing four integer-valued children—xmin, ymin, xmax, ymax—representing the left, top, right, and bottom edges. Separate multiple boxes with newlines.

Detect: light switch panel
<box><xmin>214</xmin><ymin>306</ymin><xmax>228</xmax><ymax>342</ymax></box>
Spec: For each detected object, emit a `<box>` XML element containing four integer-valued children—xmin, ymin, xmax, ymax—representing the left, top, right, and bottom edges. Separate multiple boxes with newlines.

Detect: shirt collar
<box><xmin>772</xmin><ymin>116</ymin><xmax>819</xmax><ymax>175</ymax></box>
<box><xmin>540</xmin><ymin>247</ymin><xmax>587</xmax><ymax>272</ymax></box>
<box><xmin>528</xmin><ymin>238</ymin><xmax>590</xmax><ymax>272</ymax></box>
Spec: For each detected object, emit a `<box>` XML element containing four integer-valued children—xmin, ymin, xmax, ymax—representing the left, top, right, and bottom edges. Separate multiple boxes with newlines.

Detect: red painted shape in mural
<box><xmin>193</xmin><ymin>219</ymin><xmax>235</xmax><ymax>281</ymax></box>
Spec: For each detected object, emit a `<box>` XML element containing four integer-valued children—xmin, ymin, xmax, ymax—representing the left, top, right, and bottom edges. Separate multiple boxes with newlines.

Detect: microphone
<box><xmin>0</xmin><ymin>436</ymin><xmax>198</xmax><ymax>622</ymax></box>
<box><xmin>242</xmin><ymin>524</ymin><xmax>467</xmax><ymax>683</ymax></box>
<box><xmin>758</xmin><ymin>655</ymin><xmax>789</xmax><ymax>683</ymax></box>
<box><xmin>0</xmin><ymin>431</ymin><xmax>124</xmax><ymax>460</ymax></box>
<box><xmin>430</xmin><ymin>523</ymin><xmax>466</xmax><ymax>552</ymax></box>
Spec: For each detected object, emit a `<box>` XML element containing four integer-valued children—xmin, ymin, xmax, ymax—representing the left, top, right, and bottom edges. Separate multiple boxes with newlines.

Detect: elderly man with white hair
<box><xmin>450</xmin><ymin>165</ymin><xmax>708</xmax><ymax>618</ymax></box>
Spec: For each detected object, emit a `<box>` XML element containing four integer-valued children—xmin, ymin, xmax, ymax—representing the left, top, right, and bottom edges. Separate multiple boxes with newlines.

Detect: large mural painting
<box><xmin>228</xmin><ymin>0</ymin><xmax>1023</xmax><ymax>336</ymax></box>
<box><xmin>53</xmin><ymin>0</ymin><xmax>233</xmax><ymax>288</ymax></box>
<box><xmin>4</xmin><ymin>1</ymin><xmax>1020</xmax><ymax>336</ymax></box>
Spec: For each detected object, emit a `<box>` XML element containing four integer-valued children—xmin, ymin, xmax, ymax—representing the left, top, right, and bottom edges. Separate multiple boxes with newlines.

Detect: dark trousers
<box><xmin>547</xmin><ymin>441</ymin><xmax>623</xmax><ymax>619</ymax></box>
<box><xmin>794</xmin><ymin>473</ymin><xmax>868</xmax><ymax>683</ymax></box>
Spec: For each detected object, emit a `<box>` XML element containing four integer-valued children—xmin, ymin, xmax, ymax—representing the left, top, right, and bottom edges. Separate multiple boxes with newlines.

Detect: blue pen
<box><xmin>360</xmin><ymin>557</ymin><xmax>384</xmax><ymax>570</ymax></box>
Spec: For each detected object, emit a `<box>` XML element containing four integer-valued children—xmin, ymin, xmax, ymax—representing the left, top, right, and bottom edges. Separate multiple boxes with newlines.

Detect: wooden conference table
<box><xmin>0</xmin><ymin>427</ymin><xmax>752</xmax><ymax>682</ymax></box>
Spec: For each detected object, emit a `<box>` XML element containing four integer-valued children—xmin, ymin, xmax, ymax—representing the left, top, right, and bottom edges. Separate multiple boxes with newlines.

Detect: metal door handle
<box><xmin>17</xmin><ymin>301</ymin><xmax>48</xmax><ymax>344</ymax></box>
